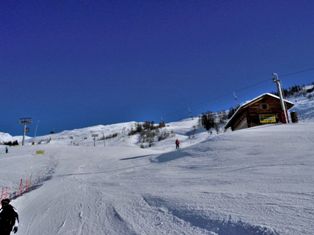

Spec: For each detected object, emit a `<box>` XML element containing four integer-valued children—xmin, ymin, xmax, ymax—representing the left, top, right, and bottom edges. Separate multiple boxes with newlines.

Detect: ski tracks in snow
<box><xmin>142</xmin><ymin>195</ymin><xmax>279</xmax><ymax>235</ymax></box>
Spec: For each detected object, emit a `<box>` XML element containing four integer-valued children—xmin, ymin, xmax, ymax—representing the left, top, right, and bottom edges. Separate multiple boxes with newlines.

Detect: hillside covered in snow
<box><xmin>1</xmin><ymin>121</ymin><xmax>313</xmax><ymax>235</ymax></box>
<box><xmin>289</xmin><ymin>84</ymin><xmax>314</xmax><ymax>121</ymax></box>
<box><xmin>0</xmin><ymin>84</ymin><xmax>314</xmax><ymax>235</ymax></box>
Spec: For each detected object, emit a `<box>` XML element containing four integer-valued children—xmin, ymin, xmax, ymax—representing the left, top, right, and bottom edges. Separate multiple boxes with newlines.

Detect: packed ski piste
<box><xmin>0</xmin><ymin>88</ymin><xmax>314</xmax><ymax>235</ymax></box>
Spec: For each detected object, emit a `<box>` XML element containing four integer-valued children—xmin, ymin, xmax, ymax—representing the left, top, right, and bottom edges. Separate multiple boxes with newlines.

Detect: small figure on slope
<box><xmin>175</xmin><ymin>139</ymin><xmax>180</xmax><ymax>149</ymax></box>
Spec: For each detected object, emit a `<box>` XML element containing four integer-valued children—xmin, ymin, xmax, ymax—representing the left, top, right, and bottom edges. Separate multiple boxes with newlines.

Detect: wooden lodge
<box><xmin>225</xmin><ymin>93</ymin><xmax>294</xmax><ymax>131</ymax></box>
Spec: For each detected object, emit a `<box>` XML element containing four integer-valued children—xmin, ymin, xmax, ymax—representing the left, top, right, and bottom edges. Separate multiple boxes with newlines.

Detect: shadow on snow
<box><xmin>150</xmin><ymin>150</ymin><xmax>192</xmax><ymax>163</ymax></box>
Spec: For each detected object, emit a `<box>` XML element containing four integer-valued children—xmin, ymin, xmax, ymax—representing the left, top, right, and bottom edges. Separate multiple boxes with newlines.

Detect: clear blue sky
<box><xmin>1</xmin><ymin>0</ymin><xmax>314</xmax><ymax>135</ymax></box>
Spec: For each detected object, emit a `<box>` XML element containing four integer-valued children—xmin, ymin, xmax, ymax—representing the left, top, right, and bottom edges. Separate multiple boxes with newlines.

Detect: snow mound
<box><xmin>290</xmin><ymin>94</ymin><xmax>314</xmax><ymax>121</ymax></box>
<box><xmin>144</xmin><ymin>196</ymin><xmax>279</xmax><ymax>235</ymax></box>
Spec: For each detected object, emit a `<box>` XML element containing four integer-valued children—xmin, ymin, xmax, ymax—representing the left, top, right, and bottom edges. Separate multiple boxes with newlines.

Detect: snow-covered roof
<box><xmin>242</xmin><ymin>93</ymin><xmax>293</xmax><ymax>106</ymax></box>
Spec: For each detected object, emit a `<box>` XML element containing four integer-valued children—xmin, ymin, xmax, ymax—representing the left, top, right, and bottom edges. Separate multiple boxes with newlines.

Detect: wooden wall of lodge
<box><xmin>232</xmin><ymin>96</ymin><xmax>286</xmax><ymax>130</ymax></box>
<box><xmin>247</xmin><ymin>97</ymin><xmax>283</xmax><ymax>115</ymax></box>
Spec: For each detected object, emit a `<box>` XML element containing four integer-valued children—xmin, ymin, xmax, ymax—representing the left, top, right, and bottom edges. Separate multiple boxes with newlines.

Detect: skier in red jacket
<box><xmin>175</xmin><ymin>139</ymin><xmax>180</xmax><ymax>149</ymax></box>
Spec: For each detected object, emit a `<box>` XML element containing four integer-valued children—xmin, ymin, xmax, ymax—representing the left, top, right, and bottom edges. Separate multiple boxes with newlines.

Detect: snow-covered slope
<box><xmin>0</xmin><ymin>132</ymin><xmax>13</xmax><ymax>143</ymax></box>
<box><xmin>0</xmin><ymin>84</ymin><xmax>313</xmax><ymax>235</ymax></box>
<box><xmin>289</xmin><ymin>85</ymin><xmax>314</xmax><ymax>121</ymax></box>
<box><xmin>30</xmin><ymin>119</ymin><xmax>210</xmax><ymax>152</ymax></box>
<box><xmin>0</xmin><ymin>133</ymin><xmax>29</xmax><ymax>147</ymax></box>
<box><xmin>33</xmin><ymin>122</ymin><xmax>138</xmax><ymax>146</ymax></box>
<box><xmin>0</xmin><ymin>121</ymin><xmax>312</xmax><ymax>235</ymax></box>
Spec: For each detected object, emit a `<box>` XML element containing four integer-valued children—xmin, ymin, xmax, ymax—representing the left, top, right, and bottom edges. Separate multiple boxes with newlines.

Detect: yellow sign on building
<box><xmin>259</xmin><ymin>114</ymin><xmax>276</xmax><ymax>124</ymax></box>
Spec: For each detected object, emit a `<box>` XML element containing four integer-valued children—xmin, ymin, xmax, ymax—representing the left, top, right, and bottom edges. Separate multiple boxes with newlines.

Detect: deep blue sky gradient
<box><xmin>1</xmin><ymin>0</ymin><xmax>314</xmax><ymax>135</ymax></box>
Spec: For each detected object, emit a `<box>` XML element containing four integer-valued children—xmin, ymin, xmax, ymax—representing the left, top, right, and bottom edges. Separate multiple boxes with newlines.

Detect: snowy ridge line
<box><xmin>143</xmin><ymin>196</ymin><xmax>280</xmax><ymax>235</ymax></box>
<box><xmin>109</xmin><ymin>206</ymin><xmax>138</xmax><ymax>235</ymax></box>
<box><xmin>3</xmin><ymin>162</ymin><xmax>57</xmax><ymax>201</ymax></box>
<box><xmin>0</xmin><ymin>181</ymin><xmax>33</xmax><ymax>201</ymax></box>
<box><xmin>8</xmin><ymin>174</ymin><xmax>53</xmax><ymax>200</ymax></box>
<box><xmin>0</xmin><ymin>176</ymin><xmax>32</xmax><ymax>201</ymax></box>
<box><xmin>54</xmin><ymin>162</ymin><xmax>152</xmax><ymax>178</ymax></box>
<box><xmin>120</xmin><ymin>154</ymin><xmax>152</xmax><ymax>160</ymax></box>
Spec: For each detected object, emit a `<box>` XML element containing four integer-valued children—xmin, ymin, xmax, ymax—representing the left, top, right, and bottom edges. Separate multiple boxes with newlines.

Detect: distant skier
<box><xmin>175</xmin><ymin>139</ymin><xmax>180</xmax><ymax>149</ymax></box>
<box><xmin>5</xmin><ymin>147</ymin><xmax>8</xmax><ymax>154</ymax></box>
<box><xmin>0</xmin><ymin>198</ymin><xmax>19</xmax><ymax>235</ymax></box>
